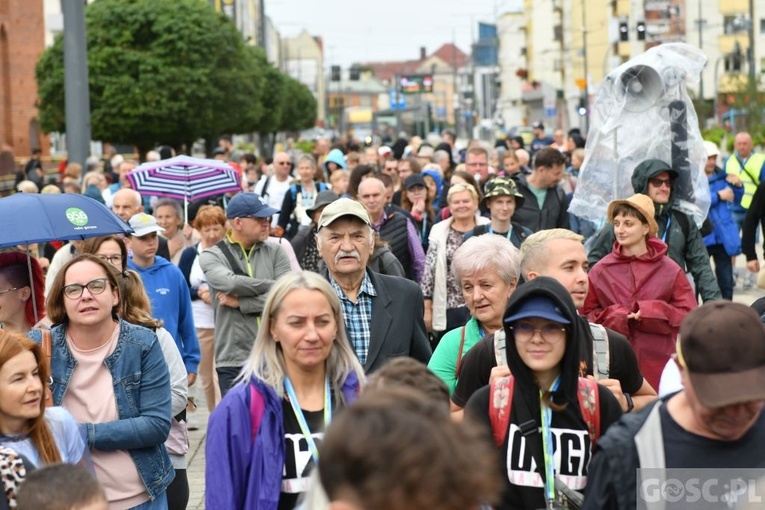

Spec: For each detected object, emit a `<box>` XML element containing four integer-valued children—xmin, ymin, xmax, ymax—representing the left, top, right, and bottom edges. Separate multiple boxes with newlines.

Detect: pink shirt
<box><xmin>63</xmin><ymin>323</ymin><xmax>149</xmax><ymax>509</ymax></box>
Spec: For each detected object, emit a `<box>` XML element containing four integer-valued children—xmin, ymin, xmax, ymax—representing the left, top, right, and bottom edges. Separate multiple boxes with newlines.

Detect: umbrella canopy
<box><xmin>125</xmin><ymin>155</ymin><xmax>243</xmax><ymax>202</ymax></box>
<box><xmin>0</xmin><ymin>193</ymin><xmax>133</xmax><ymax>249</ymax></box>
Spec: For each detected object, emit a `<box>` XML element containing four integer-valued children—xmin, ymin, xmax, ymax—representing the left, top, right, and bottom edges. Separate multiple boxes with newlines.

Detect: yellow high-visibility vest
<box><xmin>725</xmin><ymin>152</ymin><xmax>765</xmax><ymax>209</ymax></box>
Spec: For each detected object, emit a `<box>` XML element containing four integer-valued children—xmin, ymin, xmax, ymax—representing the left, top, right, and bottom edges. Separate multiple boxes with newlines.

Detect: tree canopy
<box><xmin>37</xmin><ymin>0</ymin><xmax>316</xmax><ymax>155</ymax></box>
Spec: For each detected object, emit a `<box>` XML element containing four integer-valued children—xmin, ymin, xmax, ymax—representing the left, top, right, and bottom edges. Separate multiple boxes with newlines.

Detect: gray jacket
<box><xmin>200</xmin><ymin>236</ymin><xmax>291</xmax><ymax>368</ymax></box>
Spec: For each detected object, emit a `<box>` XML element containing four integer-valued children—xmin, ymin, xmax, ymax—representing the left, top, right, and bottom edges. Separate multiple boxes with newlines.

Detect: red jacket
<box><xmin>582</xmin><ymin>236</ymin><xmax>697</xmax><ymax>389</ymax></box>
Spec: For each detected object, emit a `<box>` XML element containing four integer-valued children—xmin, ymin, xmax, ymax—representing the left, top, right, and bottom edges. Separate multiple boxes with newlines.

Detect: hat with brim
<box><xmin>404</xmin><ymin>174</ymin><xmax>427</xmax><ymax>190</ymax></box>
<box><xmin>678</xmin><ymin>301</ymin><xmax>765</xmax><ymax>408</ymax></box>
<box><xmin>307</xmin><ymin>190</ymin><xmax>340</xmax><ymax>217</ymax></box>
<box><xmin>481</xmin><ymin>177</ymin><xmax>525</xmax><ymax>209</ymax></box>
<box><xmin>607</xmin><ymin>193</ymin><xmax>659</xmax><ymax>237</ymax></box>
<box><xmin>317</xmin><ymin>198</ymin><xmax>371</xmax><ymax>230</ymax></box>
<box><xmin>129</xmin><ymin>213</ymin><xmax>165</xmax><ymax>237</ymax></box>
<box><xmin>226</xmin><ymin>192</ymin><xmax>280</xmax><ymax>219</ymax></box>
<box><xmin>504</xmin><ymin>295</ymin><xmax>570</xmax><ymax>325</ymax></box>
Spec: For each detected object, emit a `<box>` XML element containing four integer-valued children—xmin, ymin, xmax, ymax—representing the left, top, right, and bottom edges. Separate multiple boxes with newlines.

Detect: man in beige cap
<box><xmin>583</xmin><ymin>301</ymin><xmax>765</xmax><ymax>509</ymax></box>
<box><xmin>316</xmin><ymin>198</ymin><xmax>431</xmax><ymax>372</ymax></box>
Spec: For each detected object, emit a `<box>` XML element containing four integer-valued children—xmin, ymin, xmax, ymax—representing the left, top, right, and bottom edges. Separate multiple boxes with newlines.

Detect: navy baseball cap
<box><xmin>504</xmin><ymin>295</ymin><xmax>570</xmax><ymax>325</ymax></box>
<box><xmin>226</xmin><ymin>192</ymin><xmax>279</xmax><ymax>219</ymax></box>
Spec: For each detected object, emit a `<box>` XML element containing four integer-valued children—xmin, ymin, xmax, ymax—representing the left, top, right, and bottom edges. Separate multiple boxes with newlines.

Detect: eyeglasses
<box><xmin>649</xmin><ymin>177</ymin><xmax>672</xmax><ymax>188</ymax></box>
<box><xmin>0</xmin><ymin>287</ymin><xmax>19</xmax><ymax>296</ymax></box>
<box><xmin>97</xmin><ymin>254</ymin><xmax>123</xmax><ymax>265</ymax></box>
<box><xmin>510</xmin><ymin>323</ymin><xmax>567</xmax><ymax>343</ymax></box>
<box><xmin>63</xmin><ymin>278</ymin><xmax>109</xmax><ymax>300</ymax></box>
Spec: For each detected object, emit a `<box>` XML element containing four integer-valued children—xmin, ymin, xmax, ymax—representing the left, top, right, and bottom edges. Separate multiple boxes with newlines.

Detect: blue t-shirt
<box><xmin>0</xmin><ymin>406</ymin><xmax>86</xmax><ymax>467</ymax></box>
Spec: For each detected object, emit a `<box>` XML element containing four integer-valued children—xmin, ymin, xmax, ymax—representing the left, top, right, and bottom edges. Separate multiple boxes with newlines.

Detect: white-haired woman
<box><xmin>428</xmin><ymin>235</ymin><xmax>520</xmax><ymax>394</ymax></box>
<box><xmin>205</xmin><ymin>271</ymin><xmax>365</xmax><ymax>510</ymax></box>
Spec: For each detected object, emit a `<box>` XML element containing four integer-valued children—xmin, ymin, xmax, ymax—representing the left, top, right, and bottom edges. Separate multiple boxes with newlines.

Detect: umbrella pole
<box><xmin>184</xmin><ymin>196</ymin><xmax>188</xmax><ymax>226</ymax></box>
<box><xmin>24</xmin><ymin>246</ymin><xmax>39</xmax><ymax>324</ymax></box>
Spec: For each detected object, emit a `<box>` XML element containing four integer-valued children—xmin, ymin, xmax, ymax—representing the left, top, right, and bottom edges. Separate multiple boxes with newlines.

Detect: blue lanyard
<box><xmin>661</xmin><ymin>215</ymin><xmax>671</xmax><ymax>242</ymax></box>
<box><xmin>488</xmin><ymin>225</ymin><xmax>512</xmax><ymax>241</ymax></box>
<box><xmin>540</xmin><ymin>375</ymin><xmax>561</xmax><ymax>503</ymax></box>
<box><xmin>283</xmin><ymin>375</ymin><xmax>331</xmax><ymax>463</ymax></box>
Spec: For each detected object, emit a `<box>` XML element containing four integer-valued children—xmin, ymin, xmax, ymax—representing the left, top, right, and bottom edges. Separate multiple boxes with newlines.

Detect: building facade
<box><xmin>0</xmin><ymin>0</ymin><xmax>49</xmax><ymax>167</ymax></box>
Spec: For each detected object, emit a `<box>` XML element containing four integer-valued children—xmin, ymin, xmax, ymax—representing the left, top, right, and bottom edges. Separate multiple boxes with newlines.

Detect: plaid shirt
<box><xmin>329</xmin><ymin>272</ymin><xmax>377</xmax><ymax>365</ymax></box>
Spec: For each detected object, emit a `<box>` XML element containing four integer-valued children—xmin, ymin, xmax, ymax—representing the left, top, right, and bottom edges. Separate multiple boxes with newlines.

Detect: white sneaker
<box><xmin>744</xmin><ymin>272</ymin><xmax>756</xmax><ymax>290</ymax></box>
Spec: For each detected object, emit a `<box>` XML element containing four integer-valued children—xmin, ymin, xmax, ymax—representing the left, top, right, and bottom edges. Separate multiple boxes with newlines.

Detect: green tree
<box><xmin>280</xmin><ymin>77</ymin><xmax>318</xmax><ymax>133</ymax></box>
<box><xmin>36</xmin><ymin>0</ymin><xmax>265</xmax><ymax>157</ymax></box>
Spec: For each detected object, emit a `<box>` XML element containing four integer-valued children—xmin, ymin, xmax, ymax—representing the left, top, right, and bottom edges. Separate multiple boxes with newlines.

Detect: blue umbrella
<box><xmin>0</xmin><ymin>193</ymin><xmax>133</xmax><ymax>248</ymax></box>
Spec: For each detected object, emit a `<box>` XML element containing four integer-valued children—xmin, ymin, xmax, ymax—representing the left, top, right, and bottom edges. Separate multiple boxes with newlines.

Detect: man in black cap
<box><xmin>587</xmin><ymin>158</ymin><xmax>721</xmax><ymax>301</ymax></box>
<box><xmin>583</xmin><ymin>301</ymin><xmax>765</xmax><ymax>509</ymax></box>
<box><xmin>530</xmin><ymin>121</ymin><xmax>553</xmax><ymax>155</ymax></box>
<box><xmin>200</xmin><ymin>192</ymin><xmax>292</xmax><ymax>395</ymax></box>
<box><xmin>290</xmin><ymin>189</ymin><xmax>339</xmax><ymax>272</ymax></box>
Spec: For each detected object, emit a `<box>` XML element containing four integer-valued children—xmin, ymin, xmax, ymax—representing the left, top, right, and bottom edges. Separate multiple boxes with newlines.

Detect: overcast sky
<box><xmin>266</xmin><ymin>0</ymin><xmax>523</xmax><ymax>68</ymax></box>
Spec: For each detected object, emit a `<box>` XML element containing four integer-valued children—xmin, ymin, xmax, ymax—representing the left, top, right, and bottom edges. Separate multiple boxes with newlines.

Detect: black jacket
<box><xmin>514</xmin><ymin>174</ymin><xmax>569</xmax><ymax>232</ymax></box>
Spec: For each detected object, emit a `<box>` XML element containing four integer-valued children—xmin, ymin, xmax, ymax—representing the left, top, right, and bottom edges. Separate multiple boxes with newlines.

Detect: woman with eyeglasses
<box><xmin>0</xmin><ymin>252</ymin><xmax>46</xmax><ymax>334</ymax></box>
<box><xmin>82</xmin><ymin>236</ymin><xmax>191</xmax><ymax>510</ymax></box>
<box><xmin>29</xmin><ymin>254</ymin><xmax>173</xmax><ymax>509</ymax></box>
<box><xmin>0</xmin><ymin>329</ymin><xmax>87</xmax><ymax>468</ymax></box>
<box><xmin>465</xmin><ymin>277</ymin><xmax>622</xmax><ymax>510</ymax></box>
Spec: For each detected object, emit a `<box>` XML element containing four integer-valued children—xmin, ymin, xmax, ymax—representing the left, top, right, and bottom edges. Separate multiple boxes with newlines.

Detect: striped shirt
<box><xmin>329</xmin><ymin>272</ymin><xmax>377</xmax><ymax>365</ymax></box>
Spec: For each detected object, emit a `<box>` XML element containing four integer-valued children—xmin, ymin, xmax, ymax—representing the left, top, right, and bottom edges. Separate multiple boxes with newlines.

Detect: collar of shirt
<box><xmin>371</xmin><ymin>210</ymin><xmax>389</xmax><ymax>230</ymax></box>
<box><xmin>329</xmin><ymin>271</ymin><xmax>377</xmax><ymax>301</ymax></box>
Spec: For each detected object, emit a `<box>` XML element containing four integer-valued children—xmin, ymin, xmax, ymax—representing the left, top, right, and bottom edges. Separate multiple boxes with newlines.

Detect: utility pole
<box><xmin>61</xmin><ymin>0</ymin><xmax>92</xmax><ymax>169</ymax></box>
<box><xmin>748</xmin><ymin>0</ymin><xmax>756</xmax><ymax>130</ymax></box>
<box><xmin>581</xmin><ymin>0</ymin><xmax>590</xmax><ymax>132</ymax></box>
<box><xmin>697</xmin><ymin>0</ymin><xmax>704</xmax><ymax>99</ymax></box>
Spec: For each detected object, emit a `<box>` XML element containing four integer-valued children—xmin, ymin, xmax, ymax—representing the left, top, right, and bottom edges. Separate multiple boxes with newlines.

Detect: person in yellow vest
<box><xmin>724</xmin><ymin>131</ymin><xmax>765</xmax><ymax>289</ymax></box>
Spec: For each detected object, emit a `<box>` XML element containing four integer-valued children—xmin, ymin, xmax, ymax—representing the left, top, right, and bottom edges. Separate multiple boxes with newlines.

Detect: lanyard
<box><xmin>540</xmin><ymin>375</ymin><xmax>561</xmax><ymax>504</ymax></box>
<box><xmin>283</xmin><ymin>375</ymin><xmax>331</xmax><ymax>463</ymax></box>
<box><xmin>488</xmin><ymin>225</ymin><xmax>512</xmax><ymax>241</ymax></box>
<box><xmin>661</xmin><ymin>215</ymin><xmax>671</xmax><ymax>243</ymax></box>
<box><xmin>419</xmin><ymin>216</ymin><xmax>428</xmax><ymax>244</ymax></box>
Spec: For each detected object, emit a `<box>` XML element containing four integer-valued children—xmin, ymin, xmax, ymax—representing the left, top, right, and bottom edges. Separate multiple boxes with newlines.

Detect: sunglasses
<box><xmin>649</xmin><ymin>177</ymin><xmax>672</xmax><ymax>188</ymax></box>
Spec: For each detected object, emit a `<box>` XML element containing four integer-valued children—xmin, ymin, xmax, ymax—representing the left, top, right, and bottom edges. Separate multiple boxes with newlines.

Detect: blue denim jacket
<box><xmin>29</xmin><ymin>320</ymin><xmax>174</xmax><ymax>500</ymax></box>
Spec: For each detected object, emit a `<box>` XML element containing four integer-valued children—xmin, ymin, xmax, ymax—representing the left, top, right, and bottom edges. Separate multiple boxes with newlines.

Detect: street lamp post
<box><xmin>61</xmin><ymin>0</ymin><xmax>92</xmax><ymax>169</ymax></box>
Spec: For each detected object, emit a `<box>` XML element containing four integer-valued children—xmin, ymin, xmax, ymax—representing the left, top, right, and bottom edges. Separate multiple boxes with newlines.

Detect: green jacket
<box><xmin>588</xmin><ymin>159</ymin><xmax>721</xmax><ymax>302</ymax></box>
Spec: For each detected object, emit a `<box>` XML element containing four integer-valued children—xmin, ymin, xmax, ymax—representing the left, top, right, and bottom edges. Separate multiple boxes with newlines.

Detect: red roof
<box><xmin>358</xmin><ymin>43</ymin><xmax>468</xmax><ymax>83</ymax></box>
<box><xmin>431</xmin><ymin>43</ymin><xmax>468</xmax><ymax>68</ymax></box>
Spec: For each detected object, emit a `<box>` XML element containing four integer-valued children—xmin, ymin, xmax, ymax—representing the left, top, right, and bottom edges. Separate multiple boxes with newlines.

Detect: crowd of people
<box><xmin>2</xmin><ymin>126</ymin><xmax>765</xmax><ymax>510</ymax></box>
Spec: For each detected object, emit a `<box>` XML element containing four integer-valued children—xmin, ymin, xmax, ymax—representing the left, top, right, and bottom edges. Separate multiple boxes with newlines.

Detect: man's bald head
<box><xmin>112</xmin><ymin>188</ymin><xmax>143</xmax><ymax>221</ymax></box>
<box><xmin>735</xmin><ymin>132</ymin><xmax>753</xmax><ymax>159</ymax></box>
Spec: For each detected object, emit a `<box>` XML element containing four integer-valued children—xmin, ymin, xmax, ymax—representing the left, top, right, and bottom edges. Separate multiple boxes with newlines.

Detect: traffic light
<box><xmin>331</xmin><ymin>65</ymin><xmax>341</xmax><ymax>82</ymax></box>
<box><xmin>636</xmin><ymin>21</ymin><xmax>646</xmax><ymax>41</ymax></box>
<box><xmin>619</xmin><ymin>22</ymin><xmax>629</xmax><ymax>42</ymax></box>
<box><xmin>349</xmin><ymin>67</ymin><xmax>360</xmax><ymax>81</ymax></box>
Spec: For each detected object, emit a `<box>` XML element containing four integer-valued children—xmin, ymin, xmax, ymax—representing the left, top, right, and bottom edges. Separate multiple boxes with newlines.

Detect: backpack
<box><xmin>488</xmin><ymin>375</ymin><xmax>600</xmax><ymax>448</ymax></box>
<box><xmin>589</xmin><ymin>323</ymin><xmax>609</xmax><ymax>380</ymax></box>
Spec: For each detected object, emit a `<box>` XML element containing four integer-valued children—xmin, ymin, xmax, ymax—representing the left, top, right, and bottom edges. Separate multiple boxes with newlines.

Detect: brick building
<box><xmin>0</xmin><ymin>0</ymin><xmax>48</xmax><ymax>174</ymax></box>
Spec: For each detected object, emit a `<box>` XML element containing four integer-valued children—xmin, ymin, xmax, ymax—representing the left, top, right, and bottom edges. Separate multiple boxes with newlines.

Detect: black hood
<box><xmin>630</xmin><ymin>159</ymin><xmax>678</xmax><ymax>194</ymax></box>
<box><xmin>503</xmin><ymin>277</ymin><xmax>582</xmax><ymax>413</ymax></box>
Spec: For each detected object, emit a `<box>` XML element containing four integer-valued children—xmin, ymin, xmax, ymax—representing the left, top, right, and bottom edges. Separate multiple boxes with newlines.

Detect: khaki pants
<box><xmin>196</xmin><ymin>327</ymin><xmax>220</xmax><ymax>412</ymax></box>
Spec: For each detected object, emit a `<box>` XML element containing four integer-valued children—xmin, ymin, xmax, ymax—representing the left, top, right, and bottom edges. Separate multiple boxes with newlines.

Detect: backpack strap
<box><xmin>489</xmin><ymin>376</ymin><xmax>514</xmax><ymax>447</ymax></box>
<box><xmin>589</xmin><ymin>323</ymin><xmax>609</xmax><ymax>380</ymax></box>
<box><xmin>216</xmin><ymin>240</ymin><xmax>248</xmax><ymax>277</ymax></box>
<box><xmin>40</xmin><ymin>329</ymin><xmax>54</xmax><ymax>408</ymax></box>
<box><xmin>249</xmin><ymin>383</ymin><xmax>265</xmax><ymax>444</ymax></box>
<box><xmin>260</xmin><ymin>176</ymin><xmax>272</xmax><ymax>198</ymax></box>
<box><xmin>577</xmin><ymin>377</ymin><xmax>601</xmax><ymax>447</ymax></box>
<box><xmin>454</xmin><ymin>326</ymin><xmax>468</xmax><ymax>379</ymax></box>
